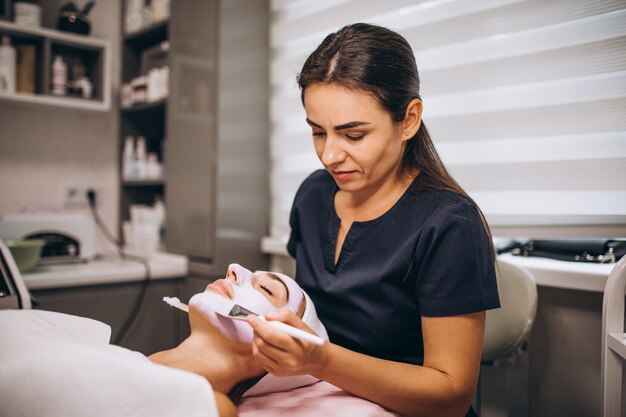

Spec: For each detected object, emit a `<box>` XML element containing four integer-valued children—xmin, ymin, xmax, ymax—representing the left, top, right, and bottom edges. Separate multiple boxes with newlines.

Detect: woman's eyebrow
<box><xmin>306</xmin><ymin>117</ymin><xmax>371</xmax><ymax>131</ymax></box>
<box><xmin>264</xmin><ymin>272</ymin><xmax>289</xmax><ymax>300</ymax></box>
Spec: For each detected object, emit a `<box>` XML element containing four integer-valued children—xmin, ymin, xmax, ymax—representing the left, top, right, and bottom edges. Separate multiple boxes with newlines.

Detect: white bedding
<box><xmin>0</xmin><ymin>309</ymin><xmax>219</xmax><ymax>417</ymax></box>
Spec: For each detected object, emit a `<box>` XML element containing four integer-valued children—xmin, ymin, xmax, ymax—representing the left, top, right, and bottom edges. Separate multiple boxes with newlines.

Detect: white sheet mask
<box><xmin>188</xmin><ymin>263</ymin><xmax>303</xmax><ymax>343</ymax></box>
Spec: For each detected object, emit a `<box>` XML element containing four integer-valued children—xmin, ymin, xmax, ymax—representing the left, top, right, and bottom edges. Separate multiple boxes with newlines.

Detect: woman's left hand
<box><xmin>248</xmin><ymin>310</ymin><xmax>327</xmax><ymax>377</ymax></box>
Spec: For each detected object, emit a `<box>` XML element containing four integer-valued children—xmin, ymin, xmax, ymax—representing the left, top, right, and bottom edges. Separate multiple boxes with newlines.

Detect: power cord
<box><xmin>86</xmin><ymin>189</ymin><xmax>152</xmax><ymax>345</ymax></box>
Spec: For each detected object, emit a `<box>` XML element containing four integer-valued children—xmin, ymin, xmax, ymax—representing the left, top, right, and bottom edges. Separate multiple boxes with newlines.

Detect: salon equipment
<box><xmin>164</xmin><ymin>294</ymin><xmax>325</xmax><ymax>346</ymax></box>
<box><xmin>163</xmin><ymin>296</ymin><xmax>188</xmax><ymax>313</ymax></box>
<box><xmin>508</xmin><ymin>239</ymin><xmax>626</xmax><ymax>264</ymax></box>
<box><xmin>0</xmin><ymin>212</ymin><xmax>96</xmax><ymax>264</ymax></box>
<box><xmin>213</xmin><ymin>296</ymin><xmax>325</xmax><ymax>346</ymax></box>
<box><xmin>255</xmin><ymin>316</ymin><xmax>325</xmax><ymax>346</ymax></box>
<box><xmin>0</xmin><ymin>239</ymin><xmax>32</xmax><ymax>309</ymax></box>
<box><xmin>57</xmin><ymin>1</ymin><xmax>96</xmax><ymax>35</ymax></box>
<box><xmin>476</xmin><ymin>258</ymin><xmax>537</xmax><ymax>416</ymax></box>
<box><xmin>601</xmin><ymin>256</ymin><xmax>626</xmax><ymax>417</ymax></box>
<box><xmin>4</xmin><ymin>239</ymin><xmax>45</xmax><ymax>273</ymax></box>
<box><xmin>482</xmin><ymin>259</ymin><xmax>537</xmax><ymax>361</ymax></box>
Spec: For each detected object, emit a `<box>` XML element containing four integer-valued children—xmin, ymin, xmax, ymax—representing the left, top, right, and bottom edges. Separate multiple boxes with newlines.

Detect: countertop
<box><xmin>23</xmin><ymin>251</ymin><xmax>189</xmax><ymax>290</ymax></box>
<box><xmin>499</xmin><ymin>253</ymin><xmax>615</xmax><ymax>293</ymax></box>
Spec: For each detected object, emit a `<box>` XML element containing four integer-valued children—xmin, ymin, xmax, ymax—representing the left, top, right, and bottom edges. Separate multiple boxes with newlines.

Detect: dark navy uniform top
<box><xmin>287</xmin><ymin>170</ymin><xmax>500</xmax><ymax>366</ymax></box>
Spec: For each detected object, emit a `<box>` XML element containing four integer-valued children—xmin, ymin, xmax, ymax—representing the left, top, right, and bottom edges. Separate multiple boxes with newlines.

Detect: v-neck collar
<box><xmin>325</xmin><ymin>176</ymin><xmax>418</xmax><ymax>272</ymax></box>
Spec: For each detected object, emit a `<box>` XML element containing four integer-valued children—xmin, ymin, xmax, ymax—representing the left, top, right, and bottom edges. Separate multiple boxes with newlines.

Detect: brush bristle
<box><xmin>163</xmin><ymin>296</ymin><xmax>180</xmax><ymax>307</ymax></box>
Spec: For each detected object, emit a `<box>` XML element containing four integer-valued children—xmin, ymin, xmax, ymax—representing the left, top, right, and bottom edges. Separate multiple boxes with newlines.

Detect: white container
<box><xmin>51</xmin><ymin>55</ymin><xmax>67</xmax><ymax>96</ymax></box>
<box><xmin>13</xmin><ymin>2</ymin><xmax>42</xmax><ymax>28</ymax></box>
<box><xmin>122</xmin><ymin>136</ymin><xmax>135</xmax><ymax>179</ymax></box>
<box><xmin>0</xmin><ymin>36</ymin><xmax>16</xmax><ymax>94</ymax></box>
<box><xmin>130</xmin><ymin>75</ymin><xmax>147</xmax><ymax>104</ymax></box>
<box><xmin>121</xmin><ymin>83</ymin><xmax>134</xmax><ymax>108</ymax></box>
<box><xmin>134</xmin><ymin>136</ymin><xmax>147</xmax><ymax>178</ymax></box>
<box><xmin>129</xmin><ymin>204</ymin><xmax>160</xmax><ymax>253</ymax></box>
<box><xmin>145</xmin><ymin>152</ymin><xmax>162</xmax><ymax>179</ymax></box>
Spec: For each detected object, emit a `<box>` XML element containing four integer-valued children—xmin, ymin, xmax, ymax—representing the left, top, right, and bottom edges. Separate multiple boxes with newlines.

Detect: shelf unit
<box><xmin>601</xmin><ymin>257</ymin><xmax>626</xmax><ymax>417</ymax></box>
<box><xmin>118</xmin><ymin>16</ymin><xmax>168</xmax><ymax>241</ymax></box>
<box><xmin>0</xmin><ymin>20</ymin><xmax>110</xmax><ymax>111</ymax></box>
<box><xmin>119</xmin><ymin>0</ymin><xmax>220</xmax><ymax>264</ymax></box>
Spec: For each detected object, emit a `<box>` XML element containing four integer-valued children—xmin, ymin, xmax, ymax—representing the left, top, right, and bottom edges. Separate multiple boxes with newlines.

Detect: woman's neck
<box><xmin>337</xmin><ymin>169</ymin><xmax>418</xmax><ymax>222</ymax></box>
<box><xmin>149</xmin><ymin>332</ymin><xmax>264</xmax><ymax>394</ymax></box>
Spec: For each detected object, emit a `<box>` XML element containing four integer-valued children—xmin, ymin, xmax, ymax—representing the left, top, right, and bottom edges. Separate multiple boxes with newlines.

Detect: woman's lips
<box><xmin>330</xmin><ymin>170</ymin><xmax>356</xmax><ymax>181</ymax></box>
<box><xmin>206</xmin><ymin>279</ymin><xmax>233</xmax><ymax>299</ymax></box>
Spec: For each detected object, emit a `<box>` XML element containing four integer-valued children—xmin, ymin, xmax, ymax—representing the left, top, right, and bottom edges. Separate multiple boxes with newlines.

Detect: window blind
<box><xmin>267</xmin><ymin>0</ymin><xmax>626</xmax><ymax>243</ymax></box>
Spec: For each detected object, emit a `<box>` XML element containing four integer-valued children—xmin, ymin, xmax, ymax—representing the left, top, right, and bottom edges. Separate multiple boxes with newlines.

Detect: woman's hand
<box><xmin>248</xmin><ymin>310</ymin><xmax>327</xmax><ymax>377</ymax></box>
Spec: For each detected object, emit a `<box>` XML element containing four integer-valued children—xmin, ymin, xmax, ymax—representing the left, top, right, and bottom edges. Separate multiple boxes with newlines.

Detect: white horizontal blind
<box><xmin>268</xmin><ymin>0</ymin><xmax>626</xmax><ymax>240</ymax></box>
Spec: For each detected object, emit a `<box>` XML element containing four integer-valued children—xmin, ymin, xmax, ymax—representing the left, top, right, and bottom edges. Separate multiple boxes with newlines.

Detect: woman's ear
<box><xmin>402</xmin><ymin>98</ymin><xmax>423</xmax><ymax>141</ymax></box>
<box><xmin>297</xmin><ymin>297</ymin><xmax>306</xmax><ymax>319</ymax></box>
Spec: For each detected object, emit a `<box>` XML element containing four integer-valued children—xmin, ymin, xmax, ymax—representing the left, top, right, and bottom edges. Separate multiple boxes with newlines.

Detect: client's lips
<box><xmin>206</xmin><ymin>279</ymin><xmax>233</xmax><ymax>299</ymax></box>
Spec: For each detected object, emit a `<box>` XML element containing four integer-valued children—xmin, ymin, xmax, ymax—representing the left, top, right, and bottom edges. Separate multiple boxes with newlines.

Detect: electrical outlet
<box><xmin>65</xmin><ymin>186</ymin><xmax>89</xmax><ymax>208</ymax></box>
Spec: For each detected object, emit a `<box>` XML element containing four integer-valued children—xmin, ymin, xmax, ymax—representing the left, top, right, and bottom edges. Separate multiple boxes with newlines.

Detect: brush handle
<box><xmin>259</xmin><ymin>317</ymin><xmax>325</xmax><ymax>346</ymax></box>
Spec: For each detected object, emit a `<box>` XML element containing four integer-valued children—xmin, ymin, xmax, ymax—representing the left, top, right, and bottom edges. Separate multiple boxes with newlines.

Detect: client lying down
<box><xmin>1</xmin><ymin>265</ymin><xmax>398</xmax><ymax>417</ymax></box>
<box><xmin>0</xmin><ymin>264</ymin><xmax>327</xmax><ymax>417</ymax></box>
<box><xmin>149</xmin><ymin>263</ymin><xmax>328</xmax><ymax>414</ymax></box>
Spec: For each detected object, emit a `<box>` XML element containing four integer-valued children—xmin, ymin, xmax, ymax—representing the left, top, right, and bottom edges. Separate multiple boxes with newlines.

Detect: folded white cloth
<box><xmin>0</xmin><ymin>309</ymin><xmax>219</xmax><ymax>417</ymax></box>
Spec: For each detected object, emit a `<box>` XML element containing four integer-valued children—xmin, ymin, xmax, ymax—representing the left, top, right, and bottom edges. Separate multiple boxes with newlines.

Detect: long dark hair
<box><xmin>297</xmin><ymin>23</ymin><xmax>495</xmax><ymax>256</ymax></box>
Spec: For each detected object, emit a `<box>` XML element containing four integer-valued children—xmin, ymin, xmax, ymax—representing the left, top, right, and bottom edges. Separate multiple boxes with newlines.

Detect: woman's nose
<box><xmin>320</xmin><ymin>136</ymin><xmax>346</xmax><ymax>166</ymax></box>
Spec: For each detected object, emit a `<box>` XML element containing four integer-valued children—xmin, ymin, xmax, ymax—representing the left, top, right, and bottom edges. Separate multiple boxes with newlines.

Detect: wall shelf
<box><xmin>122</xmin><ymin>179</ymin><xmax>164</xmax><ymax>187</ymax></box>
<box><xmin>121</xmin><ymin>99</ymin><xmax>166</xmax><ymax>114</ymax></box>
<box><xmin>0</xmin><ymin>20</ymin><xmax>111</xmax><ymax>111</ymax></box>
<box><xmin>124</xmin><ymin>20</ymin><xmax>168</xmax><ymax>49</ymax></box>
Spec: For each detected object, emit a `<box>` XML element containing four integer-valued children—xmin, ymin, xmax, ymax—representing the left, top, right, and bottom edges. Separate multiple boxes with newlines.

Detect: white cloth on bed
<box><xmin>0</xmin><ymin>309</ymin><xmax>219</xmax><ymax>417</ymax></box>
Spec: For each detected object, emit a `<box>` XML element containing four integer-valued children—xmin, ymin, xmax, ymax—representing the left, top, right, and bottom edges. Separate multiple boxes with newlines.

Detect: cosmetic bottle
<box><xmin>0</xmin><ymin>36</ymin><xmax>16</xmax><ymax>94</ymax></box>
<box><xmin>134</xmin><ymin>136</ymin><xmax>147</xmax><ymax>179</ymax></box>
<box><xmin>123</xmin><ymin>136</ymin><xmax>135</xmax><ymax>179</ymax></box>
<box><xmin>51</xmin><ymin>55</ymin><xmax>67</xmax><ymax>95</ymax></box>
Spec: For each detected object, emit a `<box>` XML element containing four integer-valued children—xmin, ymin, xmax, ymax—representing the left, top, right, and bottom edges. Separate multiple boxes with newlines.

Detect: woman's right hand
<box><xmin>248</xmin><ymin>309</ymin><xmax>329</xmax><ymax>377</ymax></box>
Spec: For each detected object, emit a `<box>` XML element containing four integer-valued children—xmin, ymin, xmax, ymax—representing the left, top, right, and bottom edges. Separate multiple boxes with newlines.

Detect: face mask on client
<box><xmin>188</xmin><ymin>263</ymin><xmax>303</xmax><ymax>343</ymax></box>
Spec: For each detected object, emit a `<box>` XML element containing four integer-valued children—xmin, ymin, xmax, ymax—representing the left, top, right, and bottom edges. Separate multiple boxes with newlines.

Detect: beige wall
<box><xmin>0</xmin><ymin>0</ymin><xmax>120</xmax><ymax>254</ymax></box>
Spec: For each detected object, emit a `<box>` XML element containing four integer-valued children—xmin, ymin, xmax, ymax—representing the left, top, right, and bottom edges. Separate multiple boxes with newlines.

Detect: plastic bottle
<box><xmin>0</xmin><ymin>36</ymin><xmax>16</xmax><ymax>94</ymax></box>
<box><xmin>51</xmin><ymin>55</ymin><xmax>67</xmax><ymax>95</ymax></box>
<box><xmin>134</xmin><ymin>136</ymin><xmax>147</xmax><ymax>179</ymax></box>
<box><xmin>122</xmin><ymin>136</ymin><xmax>135</xmax><ymax>179</ymax></box>
<box><xmin>153</xmin><ymin>196</ymin><xmax>166</xmax><ymax>251</ymax></box>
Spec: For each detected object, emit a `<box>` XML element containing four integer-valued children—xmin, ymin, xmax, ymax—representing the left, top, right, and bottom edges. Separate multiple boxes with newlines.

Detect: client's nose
<box><xmin>226</xmin><ymin>264</ymin><xmax>240</xmax><ymax>284</ymax></box>
<box><xmin>225</xmin><ymin>263</ymin><xmax>253</xmax><ymax>286</ymax></box>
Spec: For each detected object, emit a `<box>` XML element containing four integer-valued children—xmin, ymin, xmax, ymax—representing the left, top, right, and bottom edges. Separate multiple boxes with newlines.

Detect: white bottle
<box><xmin>153</xmin><ymin>197</ymin><xmax>166</xmax><ymax>250</ymax></box>
<box><xmin>122</xmin><ymin>136</ymin><xmax>135</xmax><ymax>179</ymax></box>
<box><xmin>0</xmin><ymin>36</ymin><xmax>16</xmax><ymax>94</ymax></box>
<box><xmin>51</xmin><ymin>55</ymin><xmax>67</xmax><ymax>95</ymax></box>
<box><xmin>134</xmin><ymin>136</ymin><xmax>147</xmax><ymax>179</ymax></box>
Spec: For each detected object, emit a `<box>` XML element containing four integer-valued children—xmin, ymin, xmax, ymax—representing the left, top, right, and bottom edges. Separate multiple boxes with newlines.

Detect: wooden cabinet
<box><xmin>164</xmin><ymin>1</ymin><xmax>219</xmax><ymax>263</ymax></box>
